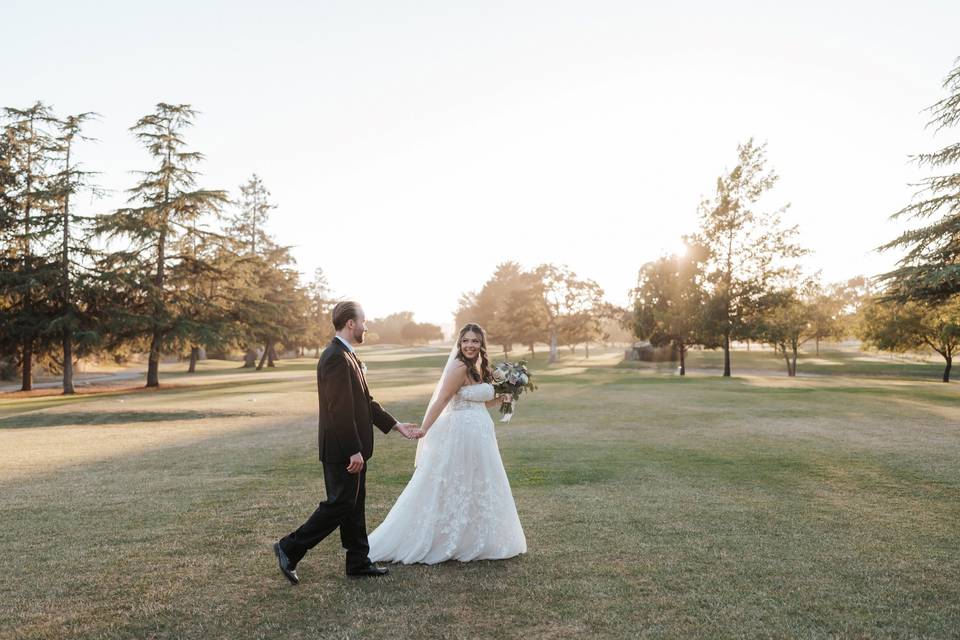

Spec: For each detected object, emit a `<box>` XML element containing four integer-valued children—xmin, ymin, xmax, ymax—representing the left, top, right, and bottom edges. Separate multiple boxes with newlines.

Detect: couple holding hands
<box><xmin>274</xmin><ymin>301</ymin><xmax>526</xmax><ymax>583</ymax></box>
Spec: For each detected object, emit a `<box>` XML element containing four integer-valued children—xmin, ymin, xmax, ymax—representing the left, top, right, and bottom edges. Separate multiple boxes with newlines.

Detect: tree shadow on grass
<box><xmin>0</xmin><ymin>410</ymin><xmax>255</xmax><ymax>429</ymax></box>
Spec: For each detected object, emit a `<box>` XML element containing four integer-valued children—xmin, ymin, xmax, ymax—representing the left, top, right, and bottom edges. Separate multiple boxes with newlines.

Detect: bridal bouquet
<box><xmin>491</xmin><ymin>360</ymin><xmax>536</xmax><ymax>423</ymax></box>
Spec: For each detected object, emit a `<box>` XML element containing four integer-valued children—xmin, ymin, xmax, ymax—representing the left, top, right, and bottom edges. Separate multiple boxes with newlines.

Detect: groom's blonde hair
<box><xmin>332</xmin><ymin>301</ymin><xmax>361</xmax><ymax>330</ymax></box>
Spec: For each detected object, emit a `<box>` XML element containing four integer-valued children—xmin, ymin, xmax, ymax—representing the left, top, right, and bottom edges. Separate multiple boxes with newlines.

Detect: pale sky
<box><xmin>4</xmin><ymin>1</ymin><xmax>958</xmax><ymax>331</ymax></box>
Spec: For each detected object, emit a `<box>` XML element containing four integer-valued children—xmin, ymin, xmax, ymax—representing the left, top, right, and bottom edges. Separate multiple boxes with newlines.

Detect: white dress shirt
<box><xmin>335</xmin><ymin>335</ymin><xmax>355</xmax><ymax>353</ymax></box>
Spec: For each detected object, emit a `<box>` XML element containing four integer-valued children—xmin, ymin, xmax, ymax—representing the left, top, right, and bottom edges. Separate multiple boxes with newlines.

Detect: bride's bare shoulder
<box><xmin>445</xmin><ymin>359</ymin><xmax>468</xmax><ymax>384</ymax></box>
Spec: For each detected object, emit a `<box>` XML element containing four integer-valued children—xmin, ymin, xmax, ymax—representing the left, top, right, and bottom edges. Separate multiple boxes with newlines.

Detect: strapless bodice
<box><xmin>449</xmin><ymin>382</ymin><xmax>495</xmax><ymax>411</ymax></box>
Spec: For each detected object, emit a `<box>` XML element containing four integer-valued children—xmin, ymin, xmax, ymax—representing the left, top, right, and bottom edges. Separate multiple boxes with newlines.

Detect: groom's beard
<box><xmin>353</xmin><ymin>327</ymin><xmax>365</xmax><ymax>344</ymax></box>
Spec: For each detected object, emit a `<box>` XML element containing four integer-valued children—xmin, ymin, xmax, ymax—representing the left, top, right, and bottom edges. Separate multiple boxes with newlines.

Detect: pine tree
<box><xmin>303</xmin><ymin>267</ymin><xmax>336</xmax><ymax>356</ymax></box>
<box><xmin>0</xmin><ymin>102</ymin><xmax>60</xmax><ymax>391</ymax></box>
<box><xmin>96</xmin><ymin>103</ymin><xmax>228</xmax><ymax>387</ymax></box>
<box><xmin>223</xmin><ymin>174</ymin><xmax>308</xmax><ymax>368</ymax></box>
<box><xmin>879</xmin><ymin>58</ymin><xmax>960</xmax><ymax>301</ymax></box>
<box><xmin>47</xmin><ymin>112</ymin><xmax>102</xmax><ymax>393</ymax></box>
<box><xmin>231</xmin><ymin>173</ymin><xmax>276</xmax><ymax>256</ymax></box>
<box><xmin>171</xmin><ymin>219</ymin><xmax>241</xmax><ymax>373</ymax></box>
<box><xmin>251</xmin><ymin>245</ymin><xmax>306</xmax><ymax>369</ymax></box>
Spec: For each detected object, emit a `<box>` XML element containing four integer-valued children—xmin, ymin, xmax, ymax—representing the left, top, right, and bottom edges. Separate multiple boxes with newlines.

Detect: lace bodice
<box><xmin>448</xmin><ymin>382</ymin><xmax>495</xmax><ymax>411</ymax></box>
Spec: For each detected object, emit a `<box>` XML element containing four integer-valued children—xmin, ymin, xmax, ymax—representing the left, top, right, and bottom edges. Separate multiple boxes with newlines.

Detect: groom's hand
<box><xmin>394</xmin><ymin>422</ymin><xmax>421</xmax><ymax>440</ymax></box>
<box><xmin>346</xmin><ymin>452</ymin><xmax>364</xmax><ymax>474</ymax></box>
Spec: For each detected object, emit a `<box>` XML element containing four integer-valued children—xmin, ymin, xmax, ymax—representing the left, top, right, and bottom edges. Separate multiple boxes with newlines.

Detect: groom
<box><xmin>274</xmin><ymin>301</ymin><xmax>420</xmax><ymax>583</ymax></box>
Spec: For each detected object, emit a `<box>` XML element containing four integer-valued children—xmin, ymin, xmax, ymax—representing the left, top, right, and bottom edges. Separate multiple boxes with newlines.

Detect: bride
<box><xmin>368</xmin><ymin>323</ymin><xmax>527</xmax><ymax>564</ymax></box>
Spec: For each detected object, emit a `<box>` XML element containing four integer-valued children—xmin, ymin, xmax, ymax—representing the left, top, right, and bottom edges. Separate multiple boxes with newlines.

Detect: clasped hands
<box><xmin>394</xmin><ymin>422</ymin><xmax>424</xmax><ymax>440</ymax></box>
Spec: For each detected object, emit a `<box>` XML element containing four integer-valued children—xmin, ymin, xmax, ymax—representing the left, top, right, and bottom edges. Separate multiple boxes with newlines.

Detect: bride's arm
<box><xmin>420</xmin><ymin>362</ymin><xmax>467</xmax><ymax>435</ymax></box>
<box><xmin>485</xmin><ymin>393</ymin><xmax>509</xmax><ymax>408</ymax></box>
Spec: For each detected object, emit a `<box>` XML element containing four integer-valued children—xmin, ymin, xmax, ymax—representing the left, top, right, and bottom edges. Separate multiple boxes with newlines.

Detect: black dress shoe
<box><xmin>346</xmin><ymin>564</ymin><xmax>389</xmax><ymax>578</ymax></box>
<box><xmin>273</xmin><ymin>542</ymin><xmax>300</xmax><ymax>585</ymax></box>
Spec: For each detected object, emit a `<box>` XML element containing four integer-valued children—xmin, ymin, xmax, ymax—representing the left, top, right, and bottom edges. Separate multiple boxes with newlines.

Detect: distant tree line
<box><xmin>455</xmin><ymin>262</ymin><xmax>621</xmax><ymax>362</ymax></box>
<box><xmin>365</xmin><ymin>311</ymin><xmax>442</xmax><ymax>345</ymax></box>
<box><xmin>630</xmin><ymin>137</ymin><xmax>838</xmax><ymax>378</ymax></box>
<box><xmin>7</xmin><ymin>56</ymin><xmax>957</xmax><ymax>391</ymax></box>
<box><xmin>2</xmin><ymin>102</ymin><xmax>349</xmax><ymax>392</ymax></box>
<box><xmin>629</xmin><ymin>56</ymin><xmax>960</xmax><ymax>382</ymax></box>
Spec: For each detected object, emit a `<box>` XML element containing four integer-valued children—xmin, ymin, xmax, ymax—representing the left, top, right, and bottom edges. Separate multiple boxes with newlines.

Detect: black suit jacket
<box><xmin>317</xmin><ymin>338</ymin><xmax>397</xmax><ymax>463</ymax></box>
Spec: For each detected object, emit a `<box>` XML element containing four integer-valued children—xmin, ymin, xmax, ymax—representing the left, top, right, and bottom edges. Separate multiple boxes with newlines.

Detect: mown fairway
<box><xmin>1</xmin><ymin>346</ymin><xmax>958</xmax><ymax>639</ymax></box>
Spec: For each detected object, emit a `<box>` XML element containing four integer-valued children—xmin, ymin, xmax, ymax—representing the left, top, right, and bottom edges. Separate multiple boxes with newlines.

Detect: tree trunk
<box><xmin>188</xmin><ymin>346</ymin><xmax>199</xmax><ymax>373</ymax></box>
<box><xmin>20</xmin><ymin>118</ymin><xmax>35</xmax><ymax>394</ymax></box>
<box><xmin>679</xmin><ymin>344</ymin><xmax>686</xmax><ymax>376</ymax></box>
<box><xmin>549</xmin><ymin>330</ymin><xmax>558</xmax><ymax>363</ymax></box>
<box><xmin>146</xmin><ymin>329</ymin><xmax>161</xmax><ymax>387</ymax></box>
<box><xmin>62</xmin><ymin>137</ymin><xmax>75</xmax><ymax>396</ymax></box>
<box><xmin>790</xmin><ymin>345</ymin><xmax>798</xmax><ymax>377</ymax></box>
<box><xmin>257</xmin><ymin>343</ymin><xmax>269</xmax><ymax>370</ymax></box>
<box><xmin>722</xmin><ymin>332</ymin><xmax>731</xmax><ymax>377</ymax></box>
<box><xmin>815</xmin><ymin>336</ymin><xmax>820</xmax><ymax>357</ymax></box>
<box><xmin>529</xmin><ymin>343</ymin><xmax>535</xmax><ymax>357</ymax></box>
<box><xmin>585</xmin><ymin>342</ymin><xmax>589</xmax><ymax>359</ymax></box>
<box><xmin>782</xmin><ymin>346</ymin><xmax>791</xmax><ymax>376</ymax></box>
<box><xmin>147</xmin><ymin>145</ymin><xmax>170</xmax><ymax>390</ymax></box>
<box><xmin>243</xmin><ymin>348</ymin><xmax>257</xmax><ymax>368</ymax></box>
<box><xmin>20</xmin><ymin>350</ymin><xmax>33</xmax><ymax>392</ymax></box>
<box><xmin>746</xmin><ymin>339</ymin><xmax>751</xmax><ymax>352</ymax></box>
<box><xmin>943</xmin><ymin>356</ymin><xmax>952</xmax><ymax>383</ymax></box>
<box><xmin>62</xmin><ymin>331</ymin><xmax>75</xmax><ymax>394</ymax></box>
<box><xmin>21</xmin><ymin>342</ymin><xmax>33</xmax><ymax>391</ymax></box>
<box><xmin>267</xmin><ymin>342</ymin><xmax>278</xmax><ymax>367</ymax></box>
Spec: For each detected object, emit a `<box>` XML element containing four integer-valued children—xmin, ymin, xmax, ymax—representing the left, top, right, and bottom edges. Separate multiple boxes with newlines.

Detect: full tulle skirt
<box><xmin>368</xmin><ymin>406</ymin><xmax>526</xmax><ymax>564</ymax></box>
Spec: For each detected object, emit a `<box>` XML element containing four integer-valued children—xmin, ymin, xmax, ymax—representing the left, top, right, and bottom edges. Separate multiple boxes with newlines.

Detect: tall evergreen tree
<box><xmin>171</xmin><ymin>221</ymin><xmax>241</xmax><ymax>373</ymax></box>
<box><xmin>96</xmin><ymin>103</ymin><xmax>228</xmax><ymax>387</ymax></box>
<box><xmin>879</xmin><ymin>58</ymin><xmax>960</xmax><ymax>301</ymax></box>
<box><xmin>0</xmin><ymin>124</ymin><xmax>16</xmax><ymax>379</ymax></box>
<box><xmin>223</xmin><ymin>174</ymin><xmax>309</xmax><ymax>367</ymax></box>
<box><xmin>231</xmin><ymin>173</ymin><xmax>275</xmax><ymax>256</ymax></box>
<box><xmin>303</xmin><ymin>267</ymin><xmax>336</xmax><ymax>355</ymax></box>
<box><xmin>47</xmin><ymin>112</ymin><xmax>102</xmax><ymax>393</ymax></box>
<box><xmin>252</xmin><ymin>244</ymin><xmax>309</xmax><ymax>369</ymax></box>
<box><xmin>0</xmin><ymin>102</ymin><xmax>59</xmax><ymax>391</ymax></box>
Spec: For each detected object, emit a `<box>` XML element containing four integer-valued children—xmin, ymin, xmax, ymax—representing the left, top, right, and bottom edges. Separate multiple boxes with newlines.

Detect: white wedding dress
<box><xmin>368</xmin><ymin>381</ymin><xmax>527</xmax><ymax>564</ymax></box>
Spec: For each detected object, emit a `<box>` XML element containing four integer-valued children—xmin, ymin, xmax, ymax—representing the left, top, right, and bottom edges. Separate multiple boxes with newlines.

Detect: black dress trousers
<box><xmin>279</xmin><ymin>462</ymin><xmax>370</xmax><ymax>573</ymax></box>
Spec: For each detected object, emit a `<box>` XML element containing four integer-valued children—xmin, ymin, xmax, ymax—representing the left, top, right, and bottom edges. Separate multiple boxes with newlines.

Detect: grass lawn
<box><xmin>1</xmin><ymin>346</ymin><xmax>958</xmax><ymax>639</ymax></box>
<box><xmin>617</xmin><ymin>342</ymin><xmax>950</xmax><ymax>381</ymax></box>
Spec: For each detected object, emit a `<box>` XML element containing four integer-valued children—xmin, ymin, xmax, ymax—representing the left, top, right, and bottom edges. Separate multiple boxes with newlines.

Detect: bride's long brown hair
<box><xmin>456</xmin><ymin>323</ymin><xmax>493</xmax><ymax>383</ymax></box>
